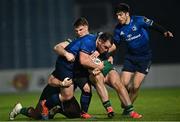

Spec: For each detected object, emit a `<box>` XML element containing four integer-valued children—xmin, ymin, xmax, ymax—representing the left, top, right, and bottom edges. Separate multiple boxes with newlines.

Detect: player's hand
<box><xmin>164</xmin><ymin>31</ymin><xmax>174</xmax><ymax>38</ymax></box>
<box><xmin>60</xmin><ymin>77</ymin><xmax>73</xmax><ymax>87</ymax></box>
<box><xmin>64</xmin><ymin>52</ymin><xmax>75</xmax><ymax>62</ymax></box>
<box><xmin>90</xmin><ymin>51</ymin><xmax>100</xmax><ymax>59</ymax></box>
<box><xmin>108</xmin><ymin>56</ymin><xmax>113</xmax><ymax>64</ymax></box>
<box><xmin>97</xmin><ymin>62</ymin><xmax>104</xmax><ymax>70</ymax></box>
<box><xmin>91</xmin><ymin>68</ymin><xmax>101</xmax><ymax>75</ymax></box>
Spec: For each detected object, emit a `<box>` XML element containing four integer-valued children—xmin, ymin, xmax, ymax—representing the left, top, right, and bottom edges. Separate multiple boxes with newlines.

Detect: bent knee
<box><xmin>61</xmin><ymin>92</ymin><xmax>74</xmax><ymax>100</ymax></box>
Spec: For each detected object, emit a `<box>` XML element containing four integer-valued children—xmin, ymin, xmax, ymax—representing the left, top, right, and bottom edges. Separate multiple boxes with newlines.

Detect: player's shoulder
<box><xmin>132</xmin><ymin>15</ymin><xmax>146</xmax><ymax>22</ymax></box>
<box><xmin>81</xmin><ymin>34</ymin><xmax>96</xmax><ymax>42</ymax></box>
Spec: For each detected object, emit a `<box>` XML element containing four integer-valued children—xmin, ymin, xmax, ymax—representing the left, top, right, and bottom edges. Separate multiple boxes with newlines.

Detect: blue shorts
<box><xmin>122</xmin><ymin>55</ymin><xmax>151</xmax><ymax>75</ymax></box>
<box><xmin>52</xmin><ymin>56</ymin><xmax>74</xmax><ymax>81</ymax></box>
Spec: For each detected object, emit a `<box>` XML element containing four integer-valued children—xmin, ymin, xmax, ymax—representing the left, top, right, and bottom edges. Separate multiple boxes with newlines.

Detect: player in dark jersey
<box><xmin>113</xmin><ymin>3</ymin><xmax>173</xmax><ymax>115</ymax></box>
<box><xmin>53</xmin><ymin>17</ymin><xmax>93</xmax><ymax>119</ymax></box>
<box><xmin>9</xmin><ymin>18</ymin><xmax>92</xmax><ymax>121</ymax></box>
<box><xmin>54</xmin><ymin>18</ymin><xmax>116</xmax><ymax>118</ymax></box>
<box><xmin>9</xmin><ymin>77</ymin><xmax>81</xmax><ymax>120</ymax></box>
<box><xmin>39</xmin><ymin>33</ymin><xmax>114</xmax><ymax>120</ymax></box>
<box><xmin>41</xmin><ymin>32</ymin><xmax>142</xmax><ymax>119</ymax></box>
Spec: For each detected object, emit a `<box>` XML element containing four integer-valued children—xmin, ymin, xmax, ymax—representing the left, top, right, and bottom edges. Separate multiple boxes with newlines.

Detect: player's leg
<box><xmin>105</xmin><ymin>70</ymin><xmax>142</xmax><ymax>118</ymax></box>
<box><xmin>129</xmin><ymin>59</ymin><xmax>151</xmax><ymax>104</ymax></box>
<box><xmin>121</xmin><ymin>71</ymin><xmax>134</xmax><ymax>89</ymax></box>
<box><xmin>90</xmin><ymin>73</ymin><xmax>114</xmax><ymax>118</ymax></box>
<box><xmin>40</xmin><ymin>84</ymin><xmax>81</xmax><ymax>120</ymax></box>
<box><xmin>9</xmin><ymin>84</ymin><xmax>60</xmax><ymax>120</ymax></box>
<box><xmin>60</xmin><ymin>96</ymin><xmax>81</xmax><ymax>118</ymax></box>
<box><xmin>120</xmin><ymin>57</ymin><xmax>135</xmax><ymax>107</ymax></box>
<box><xmin>74</xmin><ymin>77</ymin><xmax>92</xmax><ymax>118</ymax></box>
<box><xmin>129</xmin><ymin>72</ymin><xmax>145</xmax><ymax>103</ymax></box>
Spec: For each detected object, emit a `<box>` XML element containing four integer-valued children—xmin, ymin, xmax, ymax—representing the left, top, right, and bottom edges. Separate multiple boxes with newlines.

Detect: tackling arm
<box><xmin>79</xmin><ymin>51</ymin><xmax>104</xmax><ymax>70</ymax></box>
<box><xmin>54</xmin><ymin>40</ymin><xmax>75</xmax><ymax>62</ymax></box>
<box><xmin>48</xmin><ymin>75</ymin><xmax>72</xmax><ymax>87</ymax></box>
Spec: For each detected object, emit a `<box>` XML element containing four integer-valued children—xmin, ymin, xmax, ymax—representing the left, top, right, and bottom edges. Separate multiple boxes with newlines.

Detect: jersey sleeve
<box><xmin>80</xmin><ymin>38</ymin><xmax>95</xmax><ymax>54</ymax></box>
<box><xmin>138</xmin><ymin>16</ymin><xmax>154</xmax><ymax>28</ymax></box>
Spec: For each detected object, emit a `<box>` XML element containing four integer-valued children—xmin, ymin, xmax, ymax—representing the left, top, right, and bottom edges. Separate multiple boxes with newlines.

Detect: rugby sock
<box><xmin>20</xmin><ymin>107</ymin><xmax>29</xmax><ymax>117</ymax></box>
<box><xmin>103</xmin><ymin>100</ymin><xmax>112</xmax><ymax>111</ymax></box>
<box><xmin>45</xmin><ymin>94</ymin><xmax>61</xmax><ymax>110</ymax></box>
<box><xmin>123</xmin><ymin>105</ymin><xmax>134</xmax><ymax>115</ymax></box>
<box><xmin>80</xmin><ymin>92</ymin><xmax>92</xmax><ymax>113</ymax></box>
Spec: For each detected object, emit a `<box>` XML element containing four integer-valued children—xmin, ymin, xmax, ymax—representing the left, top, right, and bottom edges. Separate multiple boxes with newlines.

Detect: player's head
<box><xmin>96</xmin><ymin>32</ymin><xmax>113</xmax><ymax>54</ymax></box>
<box><xmin>114</xmin><ymin>3</ymin><xmax>130</xmax><ymax>25</ymax></box>
<box><xmin>73</xmin><ymin>17</ymin><xmax>89</xmax><ymax>37</ymax></box>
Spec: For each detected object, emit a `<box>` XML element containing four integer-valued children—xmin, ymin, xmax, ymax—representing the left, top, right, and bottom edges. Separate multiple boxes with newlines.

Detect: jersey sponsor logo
<box><xmin>127</xmin><ymin>34</ymin><xmax>132</xmax><ymax>38</ymax></box>
<box><xmin>127</xmin><ymin>34</ymin><xmax>141</xmax><ymax>41</ymax></box>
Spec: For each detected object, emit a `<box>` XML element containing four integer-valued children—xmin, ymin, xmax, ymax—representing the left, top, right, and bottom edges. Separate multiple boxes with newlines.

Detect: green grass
<box><xmin>0</xmin><ymin>88</ymin><xmax>180</xmax><ymax>121</ymax></box>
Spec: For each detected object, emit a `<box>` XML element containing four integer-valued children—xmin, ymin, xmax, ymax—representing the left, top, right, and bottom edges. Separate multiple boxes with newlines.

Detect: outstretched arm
<box><xmin>150</xmin><ymin>22</ymin><xmax>174</xmax><ymax>38</ymax></box>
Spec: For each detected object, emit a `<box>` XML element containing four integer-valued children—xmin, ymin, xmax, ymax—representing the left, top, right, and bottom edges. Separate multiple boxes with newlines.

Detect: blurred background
<box><xmin>0</xmin><ymin>0</ymin><xmax>179</xmax><ymax>93</ymax></box>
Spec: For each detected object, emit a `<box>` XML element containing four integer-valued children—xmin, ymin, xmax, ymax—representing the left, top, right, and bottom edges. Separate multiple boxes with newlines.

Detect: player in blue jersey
<box><xmin>53</xmin><ymin>18</ymin><xmax>117</xmax><ymax>118</ymax></box>
<box><xmin>42</xmin><ymin>31</ymin><xmax>142</xmax><ymax>119</ymax></box>
<box><xmin>50</xmin><ymin>17</ymin><xmax>142</xmax><ymax>119</ymax></box>
<box><xmin>39</xmin><ymin>32</ymin><xmax>115</xmax><ymax>119</ymax></box>
<box><xmin>52</xmin><ymin>17</ymin><xmax>93</xmax><ymax>119</ymax></box>
<box><xmin>9</xmin><ymin>18</ymin><xmax>90</xmax><ymax>120</ymax></box>
<box><xmin>113</xmin><ymin>3</ymin><xmax>173</xmax><ymax>115</ymax></box>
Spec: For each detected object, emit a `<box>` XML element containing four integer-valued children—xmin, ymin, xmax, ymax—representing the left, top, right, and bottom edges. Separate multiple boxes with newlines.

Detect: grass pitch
<box><xmin>0</xmin><ymin>88</ymin><xmax>180</xmax><ymax>121</ymax></box>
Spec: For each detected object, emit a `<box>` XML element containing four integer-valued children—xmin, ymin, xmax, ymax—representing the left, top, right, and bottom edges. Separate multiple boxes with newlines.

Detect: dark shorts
<box><xmin>74</xmin><ymin>77</ymin><xmax>91</xmax><ymax>90</ymax></box>
<box><xmin>38</xmin><ymin>85</ymin><xmax>80</xmax><ymax>119</ymax></box>
<box><xmin>39</xmin><ymin>85</ymin><xmax>60</xmax><ymax>101</ymax></box>
<box><xmin>122</xmin><ymin>55</ymin><xmax>151</xmax><ymax>75</ymax></box>
<box><xmin>52</xmin><ymin>56</ymin><xmax>74</xmax><ymax>81</ymax></box>
<box><xmin>73</xmin><ymin>68</ymin><xmax>90</xmax><ymax>90</ymax></box>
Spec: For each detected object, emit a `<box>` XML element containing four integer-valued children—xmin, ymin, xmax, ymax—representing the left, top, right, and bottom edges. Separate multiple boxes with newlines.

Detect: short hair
<box><xmin>99</xmin><ymin>32</ymin><xmax>113</xmax><ymax>45</ymax></box>
<box><xmin>114</xmin><ymin>3</ymin><xmax>130</xmax><ymax>14</ymax></box>
<box><xmin>73</xmin><ymin>17</ymin><xmax>89</xmax><ymax>28</ymax></box>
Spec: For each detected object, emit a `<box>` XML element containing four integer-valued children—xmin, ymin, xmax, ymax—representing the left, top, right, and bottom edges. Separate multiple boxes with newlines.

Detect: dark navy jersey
<box><xmin>63</xmin><ymin>34</ymin><xmax>98</xmax><ymax>78</ymax></box>
<box><xmin>65</xmin><ymin>34</ymin><xmax>97</xmax><ymax>57</ymax></box>
<box><xmin>113</xmin><ymin>16</ymin><xmax>153</xmax><ymax>56</ymax></box>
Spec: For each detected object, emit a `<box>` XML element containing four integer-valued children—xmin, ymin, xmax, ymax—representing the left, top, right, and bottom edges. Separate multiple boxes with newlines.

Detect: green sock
<box><xmin>103</xmin><ymin>100</ymin><xmax>112</xmax><ymax>111</ymax></box>
<box><xmin>20</xmin><ymin>107</ymin><xmax>30</xmax><ymax>117</ymax></box>
<box><xmin>123</xmin><ymin>105</ymin><xmax>134</xmax><ymax>115</ymax></box>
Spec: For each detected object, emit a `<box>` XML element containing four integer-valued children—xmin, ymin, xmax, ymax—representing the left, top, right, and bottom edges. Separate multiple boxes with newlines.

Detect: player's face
<box><xmin>74</xmin><ymin>25</ymin><xmax>89</xmax><ymax>37</ymax></box>
<box><xmin>116</xmin><ymin>12</ymin><xmax>129</xmax><ymax>25</ymax></box>
<box><xmin>97</xmin><ymin>40</ymin><xmax>112</xmax><ymax>54</ymax></box>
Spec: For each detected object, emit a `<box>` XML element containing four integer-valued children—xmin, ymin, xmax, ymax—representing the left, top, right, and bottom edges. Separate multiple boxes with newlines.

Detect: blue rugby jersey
<box><xmin>113</xmin><ymin>16</ymin><xmax>153</xmax><ymax>56</ymax></box>
<box><xmin>65</xmin><ymin>34</ymin><xmax>97</xmax><ymax>57</ymax></box>
<box><xmin>66</xmin><ymin>34</ymin><xmax>98</xmax><ymax>77</ymax></box>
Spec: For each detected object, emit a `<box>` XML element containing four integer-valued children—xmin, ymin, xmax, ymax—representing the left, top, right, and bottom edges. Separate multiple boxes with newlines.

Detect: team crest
<box><xmin>120</xmin><ymin>31</ymin><xmax>125</xmax><ymax>35</ymax></box>
<box><xmin>132</xmin><ymin>25</ymin><xmax>137</xmax><ymax>31</ymax></box>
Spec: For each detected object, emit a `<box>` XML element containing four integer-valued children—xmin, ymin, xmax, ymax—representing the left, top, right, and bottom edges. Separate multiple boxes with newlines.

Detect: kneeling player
<box><xmin>9</xmin><ymin>77</ymin><xmax>81</xmax><ymax>120</ymax></box>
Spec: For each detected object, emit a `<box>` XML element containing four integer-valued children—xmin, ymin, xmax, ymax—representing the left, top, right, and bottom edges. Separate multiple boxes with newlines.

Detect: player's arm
<box><xmin>142</xmin><ymin>16</ymin><xmax>174</xmax><ymax>38</ymax></box>
<box><xmin>48</xmin><ymin>75</ymin><xmax>72</xmax><ymax>87</ymax></box>
<box><xmin>151</xmin><ymin>22</ymin><xmax>174</xmax><ymax>38</ymax></box>
<box><xmin>54</xmin><ymin>39</ymin><xmax>75</xmax><ymax>62</ymax></box>
<box><xmin>79</xmin><ymin>51</ymin><xmax>104</xmax><ymax>70</ymax></box>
